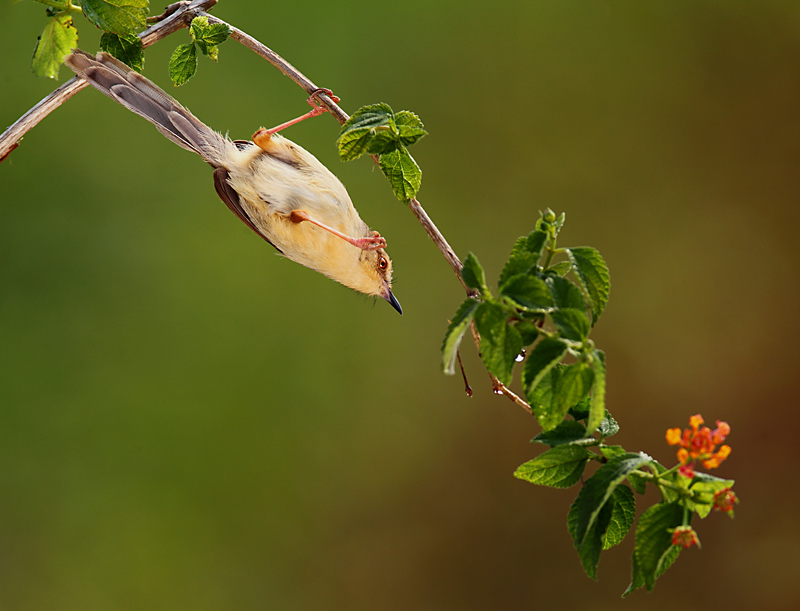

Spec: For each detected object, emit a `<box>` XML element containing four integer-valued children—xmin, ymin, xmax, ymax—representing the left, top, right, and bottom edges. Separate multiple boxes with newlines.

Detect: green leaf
<box><xmin>500</xmin><ymin>274</ymin><xmax>553</xmax><ymax>311</ymax></box>
<box><xmin>442</xmin><ymin>298</ymin><xmax>480</xmax><ymax>375</ymax></box>
<box><xmin>379</xmin><ymin>146</ymin><xmax>422</xmax><ymax>202</ymax></box>
<box><xmin>570</xmin><ymin>452</ymin><xmax>652</xmax><ymax>547</ymax></box>
<box><xmin>498</xmin><ymin>249</ymin><xmax>537</xmax><ymax>288</ymax></box>
<box><xmin>99</xmin><ymin>31</ymin><xmax>144</xmax><ymax>71</ymax></box>
<box><xmin>624</xmin><ymin>542</ymin><xmax>681</xmax><ymax>597</ymax></box>
<box><xmin>394</xmin><ymin>110</ymin><xmax>427</xmax><ymax>146</ymax></box>
<box><xmin>32</xmin><ymin>13</ymin><xmax>77</xmax><ymax>79</ymax></box>
<box><xmin>568</xmin><ymin>493</ymin><xmax>614</xmax><ymax>580</ymax></box>
<box><xmin>190</xmin><ymin>16</ymin><xmax>230</xmax><ymax>45</ymax></box>
<box><xmin>603</xmin><ymin>485</ymin><xmax>636</xmax><ymax>550</ymax></box>
<box><xmin>169</xmin><ymin>43</ymin><xmax>197</xmax><ymax>86</ymax></box>
<box><xmin>525</xmin><ymin>230</ymin><xmax>548</xmax><ymax>259</ymax></box>
<box><xmin>81</xmin><ymin>0</ymin><xmax>148</xmax><ymax>35</ymax></box>
<box><xmin>550</xmin><ymin>308</ymin><xmax>591</xmax><ymax>341</ymax></box>
<box><xmin>631</xmin><ymin>502</ymin><xmax>685</xmax><ymax>591</ymax></box>
<box><xmin>566</xmin><ymin>247</ymin><xmax>610</xmax><ymax>324</ymax></box>
<box><xmin>521</xmin><ymin>338</ymin><xmax>568</xmax><ymax>401</ymax></box>
<box><xmin>688</xmin><ymin>473</ymin><xmax>735</xmax><ymax>518</ymax></box>
<box><xmin>585</xmin><ymin>350</ymin><xmax>606</xmax><ymax>434</ymax></box>
<box><xmin>546</xmin><ymin>276</ymin><xmax>587</xmax><ymax>311</ymax></box>
<box><xmin>568</xmin><ymin>396</ymin><xmax>591</xmax><ymax>421</ymax></box>
<box><xmin>336</xmin><ymin>103</ymin><xmax>395</xmax><ymax>161</ymax></box>
<box><xmin>460</xmin><ymin>253</ymin><xmax>488</xmax><ymax>294</ymax></box>
<box><xmin>514</xmin><ymin>445</ymin><xmax>592</xmax><ymax>488</ymax></box>
<box><xmin>531</xmin><ymin>419</ymin><xmax>588</xmax><ymax>446</ymax></box>
<box><xmin>513</xmin><ymin>320</ymin><xmax>544</xmax><ymax>346</ymax></box>
<box><xmin>190</xmin><ymin>15</ymin><xmax>229</xmax><ymax>60</ymax></box>
<box><xmin>474</xmin><ymin>302</ymin><xmax>522</xmax><ymax>386</ymax></box>
<box><xmin>555</xmin><ymin>362</ymin><xmax>594</xmax><ymax>413</ymax></box>
<box><xmin>528</xmin><ymin>362</ymin><xmax>593</xmax><ymax>432</ymax></box>
<box><xmin>599</xmin><ymin>445</ymin><xmax>626</xmax><ymax>460</ymax></box>
<box><xmin>597</xmin><ymin>410</ymin><xmax>619</xmax><ymax>438</ymax></box>
<box><xmin>547</xmin><ymin>260</ymin><xmax>573</xmax><ymax>276</ymax></box>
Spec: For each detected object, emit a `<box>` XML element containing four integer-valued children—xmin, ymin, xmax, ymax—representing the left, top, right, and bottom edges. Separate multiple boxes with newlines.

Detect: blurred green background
<box><xmin>2</xmin><ymin>1</ymin><xmax>799</xmax><ymax>609</ymax></box>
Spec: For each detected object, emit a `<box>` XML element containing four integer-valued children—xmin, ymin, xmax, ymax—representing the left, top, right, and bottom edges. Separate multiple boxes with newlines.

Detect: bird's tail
<box><xmin>65</xmin><ymin>49</ymin><xmax>227</xmax><ymax>166</ymax></box>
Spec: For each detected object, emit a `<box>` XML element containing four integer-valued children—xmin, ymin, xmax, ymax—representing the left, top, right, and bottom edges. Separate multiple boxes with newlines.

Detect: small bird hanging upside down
<box><xmin>65</xmin><ymin>49</ymin><xmax>402</xmax><ymax>315</ymax></box>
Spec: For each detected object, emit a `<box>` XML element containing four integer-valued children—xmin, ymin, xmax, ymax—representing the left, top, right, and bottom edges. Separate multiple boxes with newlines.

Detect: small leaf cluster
<box><xmin>336</xmin><ymin>104</ymin><xmax>427</xmax><ymax>202</ymax></box>
<box><xmin>443</xmin><ymin>209</ymin><xmax>610</xmax><ymax>433</ymax></box>
<box><xmin>169</xmin><ymin>15</ymin><xmax>230</xmax><ymax>86</ymax></box>
<box><xmin>30</xmin><ymin>0</ymin><xmax>149</xmax><ymax>78</ymax></box>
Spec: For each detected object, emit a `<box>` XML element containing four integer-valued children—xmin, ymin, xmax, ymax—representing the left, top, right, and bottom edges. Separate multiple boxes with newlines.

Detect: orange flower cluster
<box><xmin>671</xmin><ymin>525</ymin><xmax>700</xmax><ymax>549</ymax></box>
<box><xmin>666</xmin><ymin>414</ymin><xmax>731</xmax><ymax>479</ymax></box>
<box><xmin>713</xmin><ymin>487</ymin><xmax>739</xmax><ymax>516</ymax></box>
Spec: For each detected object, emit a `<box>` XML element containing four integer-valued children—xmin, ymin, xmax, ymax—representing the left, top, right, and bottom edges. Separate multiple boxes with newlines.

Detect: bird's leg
<box><xmin>289</xmin><ymin>210</ymin><xmax>387</xmax><ymax>250</ymax></box>
<box><xmin>260</xmin><ymin>88</ymin><xmax>340</xmax><ymax>137</ymax></box>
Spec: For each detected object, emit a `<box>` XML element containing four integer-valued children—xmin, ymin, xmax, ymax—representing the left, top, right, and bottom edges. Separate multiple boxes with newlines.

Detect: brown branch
<box><xmin>0</xmin><ymin>0</ymin><xmax>218</xmax><ymax>162</ymax></box>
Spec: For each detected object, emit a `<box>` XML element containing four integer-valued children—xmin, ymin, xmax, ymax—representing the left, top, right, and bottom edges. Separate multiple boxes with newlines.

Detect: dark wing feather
<box><xmin>212</xmin><ymin>167</ymin><xmax>280</xmax><ymax>252</ymax></box>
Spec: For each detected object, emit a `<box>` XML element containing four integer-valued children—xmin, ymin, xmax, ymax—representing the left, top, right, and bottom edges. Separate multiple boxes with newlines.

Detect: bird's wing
<box><xmin>213</xmin><ymin>167</ymin><xmax>281</xmax><ymax>253</ymax></box>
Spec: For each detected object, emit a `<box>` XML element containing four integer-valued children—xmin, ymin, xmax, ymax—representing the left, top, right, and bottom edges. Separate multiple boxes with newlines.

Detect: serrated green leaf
<box><xmin>460</xmin><ymin>253</ymin><xmax>488</xmax><ymax>294</ymax></box>
<box><xmin>625</xmin><ymin>539</ymin><xmax>681</xmax><ymax>596</ymax></box>
<box><xmin>191</xmin><ymin>16</ymin><xmax>229</xmax><ymax>60</ymax></box>
<box><xmin>525</xmin><ymin>230</ymin><xmax>548</xmax><ymax>259</ymax></box>
<box><xmin>169</xmin><ymin>43</ymin><xmax>197</xmax><ymax>86</ymax></box>
<box><xmin>336</xmin><ymin>103</ymin><xmax>396</xmax><ymax>161</ymax></box>
<box><xmin>500</xmin><ymin>274</ymin><xmax>553</xmax><ymax>311</ymax></box>
<box><xmin>522</xmin><ymin>337</ymin><xmax>568</xmax><ymax>399</ymax></box>
<box><xmin>191</xmin><ymin>16</ymin><xmax>230</xmax><ymax>46</ymax></box>
<box><xmin>598</xmin><ymin>410</ymin><xmax>619</xmax><ymax>438</ymax></box>
<box><xmin>554</xmin><ymin>362</ymin><xmax>594</xmax><ymax>414</ymax></box>
<box><xmin>81</xmin><ymin>0</ymin><xmax>148</xmax><ymax>35</ymax></box>
<box><xmin>394</xmin><ymin>110</ymin><xmax>427</xmax><ymax>146</ymax></box>
<box><xmin>632</xmin><ymin>502</ymin><xmax>685</xmax><ymax>591</ymax></box>
<box><xmin>32</xmin><ymin>13</ymin><xmax>77</xmax><ymax>79</ymax></box>
<box><xmin>498</xmin><ymin>250</ymin><xmax>537</xmax><ymax>288</ymax></box>
<box><xmin>547</xmin><ymin>260</ymin><xmax>573</xmax><ymax>276</ymax></box>
<box><xmin>603</xmin><ymin>485</ymin><xmax>636</xmax><ymax>550</ymax></box>
<box><xmin>513</xmin><ymin>320</ymin><xmax>544</xmax><ymax>346</ymax></box>
<box><xmin>567</xmin><ymin>492</ymin><xmax>614</xmax><ymax>580</ymax></box>
<box><xmin>474</xmin><ymin>302</ymin><xmax>522</xmax><ymax>386</ymax></box>
<box><xmin>442</xmin><ymin>298</ymin><xmax>480</xmax><ymax>375</ymax></box>
<box><xmin>531</xmin><ymin>419</ymin><xmax>588</xmax><ymax>446</ymax></box>
<box><xmin>99</xmin><ymin>31</ymin><xmax>144</xmax><ymax>71</ymax></box>
<box><xmin>688</xmin><ymin>473</ymin><xmax>735</xmax><ymax>518</ymax></box>
<box><xmin>567</xmin><ymin>247</ymin><xmax>610</xmax><ymax>324</ymax></box>
<box><xmin>514</xmin><ymin>445</ymin><xmax>592</xmax><ymax>488</ymax></box>
<box><xmin>571</xmin><ymin>452</ymin><xmax>652</xmax><ymax>547</ymax></box>
<box><xmin>568</xmin><ymin>396</ymin><xmax>591</xmax><ymax>421</ymax></box>
<box><xmin>32</xmin><ymin>0</ymin><xmax>70</xmax><ymax>9</ymax></box>
<box><xmin>529</xmin><ymin>362</ymin><xmax>593</xmax><ymax>432</ymax></box>
<box><xmin>586</xmin><ymin>350</ymin><xmax>606</xmax><ymax>434</ymax></box>
<box><xmin>599</xmin><ymin>445</ymin><xmax>626</xmax><ymax>460</ymax></box>
<box><xmin>550</xmin><ymin>307</ymin><xmax>591</xmax><ymax>341</ymax></box>
<box><xmin>546</xmin><ymin>276</ymin><xmax>587</xmax><ymax>311</ymax></box>
<box><xmin>379</xmin><ymin>146</ymin><xmax>422</xmax><ymax>202</ymax></box>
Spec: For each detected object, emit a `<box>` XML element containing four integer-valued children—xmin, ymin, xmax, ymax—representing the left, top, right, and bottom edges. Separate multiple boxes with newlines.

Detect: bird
<box><xmin>64</xmin><ymin>49</ymin><xmax>402</xmax><ymax>314</ymax></box>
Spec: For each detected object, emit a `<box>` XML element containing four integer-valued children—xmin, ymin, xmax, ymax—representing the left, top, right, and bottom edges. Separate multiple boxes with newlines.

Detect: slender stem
<box><xmin>0</xmin><ymin>0</ymin><xmax>218</xmax><ymax>162</ymax></box>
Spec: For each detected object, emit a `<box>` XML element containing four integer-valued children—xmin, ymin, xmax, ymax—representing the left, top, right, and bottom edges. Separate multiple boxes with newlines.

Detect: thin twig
<box><xmin>0</xmin><ymin>0</ymin><xmax>218</xmax><ymax>162</ymax></box>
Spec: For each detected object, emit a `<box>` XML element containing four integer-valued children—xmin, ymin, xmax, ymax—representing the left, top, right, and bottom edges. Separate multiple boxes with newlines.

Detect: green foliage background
<box><xmin>1</xmin><ymin>1</ymin><xmax>798</xmax><ymax>608</ymax></box>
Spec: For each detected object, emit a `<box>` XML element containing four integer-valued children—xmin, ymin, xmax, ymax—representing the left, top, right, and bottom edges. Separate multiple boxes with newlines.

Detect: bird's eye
<box><xmin>378</xmin><ymin>256</ymin><xmax>388</xmax><ymax>270</ymax></box>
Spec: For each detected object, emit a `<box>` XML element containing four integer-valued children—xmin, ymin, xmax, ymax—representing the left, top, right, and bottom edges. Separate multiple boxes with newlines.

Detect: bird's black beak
<box><xmin>382</xmin><ymin>287</ymin><xmax>403</xmax><ymax>315</ymax></box>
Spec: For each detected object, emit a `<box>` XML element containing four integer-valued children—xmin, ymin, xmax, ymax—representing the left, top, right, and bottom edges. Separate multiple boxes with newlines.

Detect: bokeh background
<box><xmin>2</xmin><ymin>1</ymin><xmax>799</xmax><ymax>609</ymax></box>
